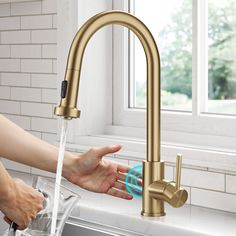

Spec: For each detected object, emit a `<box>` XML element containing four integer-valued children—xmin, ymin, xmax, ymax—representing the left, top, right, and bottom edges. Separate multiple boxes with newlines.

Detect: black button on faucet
<box><xmin>61</xmin><ymin>80</ymin><xmax>67</xmax><ymax>98</ymax></box>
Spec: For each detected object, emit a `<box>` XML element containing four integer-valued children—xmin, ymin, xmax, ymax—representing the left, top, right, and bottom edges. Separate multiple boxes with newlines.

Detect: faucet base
<box><xmin>142</xmin><ymin>161</ymin><xmax>165</xmax><ymax>217</ymax></box>
<box><xmin>141</xmin><ymin>211</ymin><xmax>166</xmax><ymax>217</ymax></box>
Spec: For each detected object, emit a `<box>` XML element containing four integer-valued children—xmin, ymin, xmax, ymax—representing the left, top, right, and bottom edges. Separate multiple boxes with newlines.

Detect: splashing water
<box><xmin>50</xmin><ymin>118</ymin><xmax>69</xmax><ymax>236</ymax></box>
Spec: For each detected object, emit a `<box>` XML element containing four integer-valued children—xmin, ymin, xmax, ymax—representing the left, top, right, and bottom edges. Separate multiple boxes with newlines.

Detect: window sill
<box><xmin>65</xmin><ymin>133</ymin><xmax>236</xmax><ymax>175</ymax></box>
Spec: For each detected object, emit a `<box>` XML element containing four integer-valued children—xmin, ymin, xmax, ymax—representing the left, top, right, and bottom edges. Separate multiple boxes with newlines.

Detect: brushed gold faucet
<box><xmin>54</xmin><ymin>11</ymin><xmax>188</xmax><ymax>217</ymax></box>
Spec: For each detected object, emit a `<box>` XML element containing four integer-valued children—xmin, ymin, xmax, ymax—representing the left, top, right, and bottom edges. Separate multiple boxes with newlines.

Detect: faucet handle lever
<box><xmin>175</xmin><ymin>154</ymin><xmax>182</xmax><ymax>190</ymax></box>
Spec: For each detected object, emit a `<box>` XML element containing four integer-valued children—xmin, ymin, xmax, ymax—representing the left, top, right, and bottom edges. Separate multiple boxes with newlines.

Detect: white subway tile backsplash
<box><xmin>0</xmin><ymin>3</ymin><xmax>10</xmax><ymax>17</ymax></box>
<box><xmin>21</xmin><ymin>102</ymin><xmax>52</xmax><ymax>118</ymax></box>
<box><xmin>0</xmin><ymin>86</ymin><xmax>10</xmax><ymax>99</ymax></box>
<box><xmin>10</xmin><ymin>0</ymin><xmax>35</xmax><ymax>2</ymax></box>
<box><xmin>0</xmin><ymin>100</ymin><xmax>20</xmax><ymax>114</ymax></box>
<box><xmin>165</xmin><ymin>165</ymin><xmax>174</xmax><ymax>180</ymax></box>
<box><xmin>31</xmin><ymin>117</ymin><xmax>57</xmax><ymax>133</ymax></box>
<box><xmin>42</xmin><ymin>0</ymin><xmax>57</xmax><ymax>14</ymax></box>
<box><xmin>180</xmin><ymin>168</ymin><xmax>225</xmax><ymax>191</ymax></box>
<box><xmin>11</xmin><ymin>1</ymin><xmax>42</xmax><ymax>16</ymax></box>
<box><xmin>0</xmin><ymin>0</ymin><xmax>9</xmax><ymax>2</ymax></box>
<box><xmin>21</xmin><ymin>59</ymin><xmax>53</xmax><ymax>73</ymax></box>
<box><xmin>0</xmin><ymin>17</ymin><xmax>20</xmax><ymax>30</ymax></box>
<box><xmin>11</xmin><ymin>87</ymin><xmax>41</xmax><ymax>102</ymax></box>
<box><xmin>52</xmin><ymin>15</ymin><xmax>57</xmax><ymax>28</ymax></box>
<box><xmin>42</xmin><ymin>44</ymin><xmax>56</xmax><ymax>58</ymax></box>
<box><xmin>1</xmin><ymin>73</ymin><xmax>31</xmax><ymax>87</ymax></box>
<box><xmin>183</xmin><ymin>186</ymin><xmax>191</xmax><ymax>204</ymax></box>
<box><xmin>42</xmin><ymin>88</ymin><xmax>57</xmax><ymax>103</ymax></box>
<box><xmin>0</xmin><ymin>45</ymin><xmax>10</xmax><ymax>57</ymax></box>
<box><xmin>1</xmin><ymin>30</ymin><xmax>31</xmax><ymax>44</ymax></box>
<box><xmin>31</xmin><ymin>73</ymin><xmax>57</xmax><ymax>88</ymax></box>
<box><xmin>4</xmin><ymin>114</ymin><xmax>31</xmax><ymax>130</ymax></box>
<box><xmin>32</xmin><ymin>29</ymin><xmax>57</xmax><ymax>44</ymax></box>
<box><xmin>0</xmin><ymin>0</ymin><xmax>59</xmax><ymax>191</ymax></box>
<box><xmin>21</xmin><ymin>15</ymin><xmax>53</xmax><ymax>29</ymax></box>
<box><xmin>191</xmin><ymin>188</ymin><xmax>236</xmax><ymax>213</ymax></box>
<box><xmin>0</xmin><ymin>59</ymin><xmax>20</xmax><ymax>72</ymax></box>
<box><xmin>226</xmin><ymin>175</ymin><xmax>236</xmax><ymax>194</ymax></box>
<box><xmin>52</xmin><ymin>59</ymin><xmax>57</xmax><ymax>73</ymax></box>
<box><xmin>11</xmin><ymin>45</ymin><xmax>41</xmax><ymax>58</ymax></box>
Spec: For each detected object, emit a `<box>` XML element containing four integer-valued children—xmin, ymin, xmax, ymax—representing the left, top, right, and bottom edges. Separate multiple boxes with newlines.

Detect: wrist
<box><xmin>0</xmin><ymin>176</ymin><xmax>15</xmax><ymax>208</ymax></box>
<box><xmin>62</xmin><ymin>152</ymin><xmax>78</xmax><ymax>181</ymax></box>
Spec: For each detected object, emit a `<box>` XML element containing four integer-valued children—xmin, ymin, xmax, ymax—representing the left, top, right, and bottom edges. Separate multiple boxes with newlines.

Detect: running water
<box><xmin>50</xmin><ymin>118</ymin><xmax>69</xmax><ymax>236</ymax></box>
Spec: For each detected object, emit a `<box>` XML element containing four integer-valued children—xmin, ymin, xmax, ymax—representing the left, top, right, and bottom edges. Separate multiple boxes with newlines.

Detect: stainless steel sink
<box><xmin>62</xmin><ymin>223</ymin><xmax>116</xmax><ymax>236</ymax></box>
<box><xmin>62</xmin><ymin>218</ymin><xmax>146</xmax><ymax>236</ymax></box>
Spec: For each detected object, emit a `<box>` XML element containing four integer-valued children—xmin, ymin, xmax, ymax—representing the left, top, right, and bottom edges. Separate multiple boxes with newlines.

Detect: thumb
<box><xmin>89</xmin><ymin>145</ymin><xmax>122</xmax><ymax>159</ymax></box>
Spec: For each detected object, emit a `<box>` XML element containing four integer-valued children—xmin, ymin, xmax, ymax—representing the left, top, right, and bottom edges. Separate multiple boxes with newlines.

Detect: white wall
<box><xmin>0</xmin><ymin>0</ymin><xmax>57</xmax><ymax>144</ymax></box>
<box><xmin>0</xmin><ymin>0</ymin><xmax>57</xmax><ymax>172</ymax></box>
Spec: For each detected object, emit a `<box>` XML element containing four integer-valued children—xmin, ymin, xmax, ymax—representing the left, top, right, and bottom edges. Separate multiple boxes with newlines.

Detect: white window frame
<box><xmin>57</xmin><ymin>0</ymin><xmax>236</xmax><ymax>172</ymax></box>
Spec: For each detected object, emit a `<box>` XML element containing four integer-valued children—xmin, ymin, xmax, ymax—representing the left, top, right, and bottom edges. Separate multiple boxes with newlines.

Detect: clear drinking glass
<box><xmin>5</xmin><ymin>176</ymin><xmax>80</xmax><ymax>236</ymax></box>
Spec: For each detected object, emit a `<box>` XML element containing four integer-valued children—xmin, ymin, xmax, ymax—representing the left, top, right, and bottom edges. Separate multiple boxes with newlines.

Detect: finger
<box><xmin>117</xmin><ymin>164</ymin><xmax>131</xmax><ymax>173</ymax></box>
<box><xmin>138</xmin><ymin>178</ymin><xmax>143</xmax><ymax>186</ymax></box>
<box><xmin>107</xmin><ymin>187</ymin><xmax>133</xmax><ymax>200</ymax></box>
<box><xmin>118</xmin><ymin>172</ymin><xmax>142</xmax><ymax>187</ymax></box>
<box><xmin>113</xmin><ymin>181</ymin><xmax>127</xmax><ymax>192</ymax></box>
<box><xmin>3</xmin><ymin>216</ymin><xmax>11</xmax><ymax>225</ymax></box>
<box><xmin>90</xmin><ymin>145</ymin><xmax>122</xmax><ymax>158</ymax></box>
<box><xmin>117</xmin><ymin>172</ymin><xmax>126</xmax><ymax>182</ymax></box>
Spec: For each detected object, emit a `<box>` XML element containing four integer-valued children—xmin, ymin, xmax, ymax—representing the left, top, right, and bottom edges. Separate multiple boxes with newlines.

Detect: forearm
<box><xmin>0</xmin><ymin>115</ymin><xmax>74</xmax><ymax>175</ymax></box>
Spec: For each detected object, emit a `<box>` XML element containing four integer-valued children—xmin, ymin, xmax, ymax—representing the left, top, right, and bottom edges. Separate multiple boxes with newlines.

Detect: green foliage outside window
<box><xmin>160</xmin><ymin>0</ymin><xmax>236</xmax><ymax>100</ymax></box>
<box><xmin>208</xmin><ymin>0</ymin><xmax>236</xmax><ymax>100</ymax></box>
<box><xmin>159</xmin><ymin>0</ymin><xmax>192</xmax><ymax>99</ymax></box>
<box><xmin>135</xmin><ymin>0</ymin><xmax>236</xmax><ymax>112</ymax></box>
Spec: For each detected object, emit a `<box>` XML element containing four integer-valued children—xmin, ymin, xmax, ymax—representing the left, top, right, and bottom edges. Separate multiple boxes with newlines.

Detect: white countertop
<box><xmin>67</xmin><ymin>183</ymin><xmax>236</xmax><ymax>236</ymax></box>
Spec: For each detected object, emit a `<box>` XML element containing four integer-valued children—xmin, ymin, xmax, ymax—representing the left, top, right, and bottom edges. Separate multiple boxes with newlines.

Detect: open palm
<box><xmin>66</xmin><ymin>145</ymin><xmax>133</xmax><ymax>200</ymax></box>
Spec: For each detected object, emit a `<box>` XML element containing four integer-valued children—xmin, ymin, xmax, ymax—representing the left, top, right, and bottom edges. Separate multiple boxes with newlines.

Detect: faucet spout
<box><xmin>54</xmin><ymin>11</ymin><xmax>188</xmax><ymax>217</ymax></box>
<box><xmin>54</xmin><ymin>11</ymin><xmax>161</xmax><ymax>163</ymax></box>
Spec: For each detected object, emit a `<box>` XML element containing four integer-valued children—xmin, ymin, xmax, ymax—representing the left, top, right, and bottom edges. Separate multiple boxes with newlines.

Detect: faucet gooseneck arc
<box><xmin>54</xmin><ymin>11</ymin><xmax>188</xmax><ymax>217</ymax></box>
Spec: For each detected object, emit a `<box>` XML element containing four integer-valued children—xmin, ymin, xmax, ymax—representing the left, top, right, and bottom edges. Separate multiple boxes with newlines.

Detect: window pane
<box><xmin>208</xmin><ymin>0</ymin><xmax>236</xmax><ymax>115</ymax></box>
<box><xmin>130</xmin><ymin>0</ymin><xmax>192</xmax><ymax>111</ymax></box>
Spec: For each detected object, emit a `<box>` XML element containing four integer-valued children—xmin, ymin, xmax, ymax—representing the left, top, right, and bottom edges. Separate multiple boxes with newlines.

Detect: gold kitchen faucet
<box><xmin>54</xmin><ymin>11</ymin><xmax>188</xmax><ymax>217</ymax></box>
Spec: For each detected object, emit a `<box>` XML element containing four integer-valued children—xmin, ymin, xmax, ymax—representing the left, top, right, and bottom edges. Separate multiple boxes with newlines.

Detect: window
<box><xmin>113</xmin><ymin>0</ymin><xmax>236</xmax><ymax>151</ymax></box>
<box><xmin>131</xmin><ymin>0</ymin><xmax>236</xmax><ymax>114</ymax></box>
<box><xmin>131</xmin><ymin>0</ymin><xmax>192</xmax><ymax>111</ymax></box>
<box><xmin>207</xmin><ymin>0</ymin><xmax>236</xmax><ymax>114</ymax></box>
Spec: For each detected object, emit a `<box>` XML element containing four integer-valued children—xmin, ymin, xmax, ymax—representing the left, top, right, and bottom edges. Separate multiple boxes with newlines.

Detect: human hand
<box><xmin>63</xmin><ymin>145</ymin><xmax>135</xmax><ymax>200</ymax></box>
<box><xmin>0</xmin><ymin>178</ymin><xmax>44</xmax><ymax>230</ymax></box>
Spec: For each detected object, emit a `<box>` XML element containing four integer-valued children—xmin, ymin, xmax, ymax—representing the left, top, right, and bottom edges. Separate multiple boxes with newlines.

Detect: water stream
<box><xmin>50</xmin><ymin>118</ymin><xmax>69</xmax><ymax>236</ymax></box>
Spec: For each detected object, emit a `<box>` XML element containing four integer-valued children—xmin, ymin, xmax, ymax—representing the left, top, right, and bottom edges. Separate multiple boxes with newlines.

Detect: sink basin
<box><xmin>62</xmin><ymin>219</ymin><xmax>145</xmax><ymax>236</ymax></box>
<box><xmin>62</xmin><ymin>223</ymin><xmax>113</xmax><ymax>236</ymax></box>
